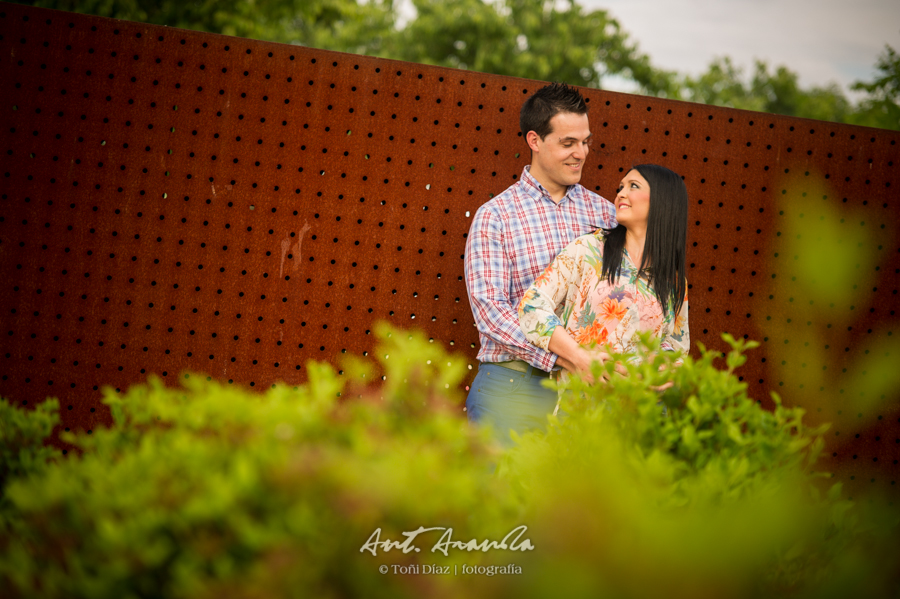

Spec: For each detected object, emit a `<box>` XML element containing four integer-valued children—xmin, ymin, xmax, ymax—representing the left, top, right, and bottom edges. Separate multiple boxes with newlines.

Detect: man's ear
<box><xmin>525</xmin><ymin>130</ymin><xmax>542</xmax><ymax>153</ymax></box>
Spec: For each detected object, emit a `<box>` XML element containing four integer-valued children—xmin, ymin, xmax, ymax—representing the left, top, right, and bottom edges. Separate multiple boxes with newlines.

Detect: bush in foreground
<box><xmin>0</xmin><ymin>325</ymin><xmax>897</xmax><ymax>598</ymax></box>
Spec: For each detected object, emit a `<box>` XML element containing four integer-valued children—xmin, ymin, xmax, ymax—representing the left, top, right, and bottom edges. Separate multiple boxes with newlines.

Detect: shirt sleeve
<box><xmin>660</xmin><ymin>286</ymin><xmax>690</xmax><ymax>362</ymax></box>
<box><xmin>517</xmin><ymin>239</ymin><xmax>584</xmax><ymax>352</ymax></box>
<box><xmin>464</xmin><ymin>206</ymin><xmax>558</xmax><ymax>371</ymax></box>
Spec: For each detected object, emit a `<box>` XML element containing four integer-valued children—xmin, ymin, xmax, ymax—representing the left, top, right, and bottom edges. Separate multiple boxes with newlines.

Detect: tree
<box><xmin>9</xmin><ymin>0</ymin><xmax>898</xmax><ymax>130</ymax></box>
<box><xmin>14</xmin><ymin>0</ymin><xmax>397</xmax><ymax>51</ymax></box>
<box><xmin>14</xmin><ymin>0</ymin><xmax>677</xmax><ymax>96</ymax></box>
<box><xmin>849</xmin><ymin>45</ymin><xmax>900</xmax><ymax>131</ymax></box>
<box><xmin>681</xmin><ymin>57</ymin><xmax>853</xmax><ymax>124</ymax></box>
<box><xmin>390</xmin><ymin>0</ymin><xmax>678</xmax><ymax>96</ymax></box>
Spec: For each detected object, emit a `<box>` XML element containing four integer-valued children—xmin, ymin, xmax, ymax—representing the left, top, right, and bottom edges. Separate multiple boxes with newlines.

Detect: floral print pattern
<box><xmin>518</xmin><ymin>230</ymin><xmax>689</xmax><ymax>362</ymax></box>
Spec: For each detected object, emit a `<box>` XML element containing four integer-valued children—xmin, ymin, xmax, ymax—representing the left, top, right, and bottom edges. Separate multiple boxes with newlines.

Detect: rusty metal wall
<box><xmin>1</xmin><ymin>3</ymin><xmax>898</xmax><ymax>496</ymax></box>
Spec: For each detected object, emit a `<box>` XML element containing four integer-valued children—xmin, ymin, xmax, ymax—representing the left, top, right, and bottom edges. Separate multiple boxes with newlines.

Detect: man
<box><xmin>463</xmin><ymin>82</ymin><xmax>617</xmax><ymax>444</ymax></box>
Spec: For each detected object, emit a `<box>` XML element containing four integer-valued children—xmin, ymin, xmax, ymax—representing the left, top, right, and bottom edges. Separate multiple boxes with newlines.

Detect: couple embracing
<box><xmin>464</xmin><ymin>83</ymin><xmax>689</xmax><ymax>446</ymax></box>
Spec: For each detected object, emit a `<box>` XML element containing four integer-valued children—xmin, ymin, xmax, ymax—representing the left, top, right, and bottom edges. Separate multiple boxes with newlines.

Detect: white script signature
<box><xmin>359</xmin><ymin>525</ymin><xmax>534</xmax><ymax>556</ymax></box>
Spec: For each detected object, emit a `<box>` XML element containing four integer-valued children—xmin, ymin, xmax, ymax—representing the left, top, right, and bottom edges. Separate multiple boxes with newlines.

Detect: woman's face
<box><xmin>615</xmin><ymin>169</ymin><xmax>650</xmax><ymax>228</ymax></box>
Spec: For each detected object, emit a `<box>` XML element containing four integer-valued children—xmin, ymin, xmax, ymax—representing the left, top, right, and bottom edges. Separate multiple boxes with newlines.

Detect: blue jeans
<box><xmin>465</xmin><ymin>362</ymin><xmax>558</xmax><ymax>447</ymax></box>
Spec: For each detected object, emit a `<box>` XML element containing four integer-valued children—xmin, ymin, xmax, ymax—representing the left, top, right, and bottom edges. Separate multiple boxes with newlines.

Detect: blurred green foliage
<box><xmin>677</xmin><ymin>45</ymin><xmax>900</xmax><ymax>130</ymax></box>
<box><xmin>12</xmin><ymin>0</ymin><xmax>674</xmax><ymax>93</ymax></box>
<box><xmin>2</xmin><ymin>326</ymin><xmax>898</xmax><ymax>598</ymax></box>
<box><xmin>504</xmin><ymin>334</ymin><xmax>898</xmax><ymax>598</ymax></box>
<box><xmin>10</xmin><ymin>0</ymin><xmax>899</xmax><ymax>129</ymax></box>
<box><xmin>679</xmin><ymin>57</ymin><xmax>854</xmax><ymax>125</ymax></box>
<box><xmin>541</xmin><ymin>334</ymin><xmax>829</xmax><ymax>501</ymax></box>
<box><xmin>12</xmin><ymin>0</ymin><xmax>399</xmax><ymax>54</ymax></box>
<box><xmin>757</xmin><ymin>171</ymin><xmax>900</xmax><ymax>428</ymax></box>
<box><xmin>1</xmin><ymin>327</ymin><xmax>518</xmax><ymax>598</ymax></box>
<box><xmin>390</xmin><ymin>0</ymin><xmax>677</xmax><ymax>95</ymax></box>
<box><xmin>849</xmin><ymin>45</ymin><xmax>900</xmax><ymax>130</ymax></box>
<box><xmin>0</xmin><ymin>397</ymin><xmax>60</xmax><ymax>508</ymax></box>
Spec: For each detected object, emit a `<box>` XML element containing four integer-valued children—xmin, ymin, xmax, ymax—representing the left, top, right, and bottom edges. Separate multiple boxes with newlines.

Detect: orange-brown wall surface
<box><xmin>1</xmin><ymin>2</ymin><xmax>897</xmax><ymax>498</ymax></box>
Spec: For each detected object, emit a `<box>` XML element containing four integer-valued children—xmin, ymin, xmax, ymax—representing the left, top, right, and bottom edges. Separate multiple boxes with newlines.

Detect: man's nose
<box><xmin>572</xmin><ymin>144</ymin><xmax>587</xmax><ymax>160</ymax></box>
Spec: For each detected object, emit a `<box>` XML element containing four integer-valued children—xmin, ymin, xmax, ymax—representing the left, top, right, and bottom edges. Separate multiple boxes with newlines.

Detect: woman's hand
<box><xmin>548</xmin><ymin>327</ymin><xmax>627</xmax><ymax>383</ymax></box>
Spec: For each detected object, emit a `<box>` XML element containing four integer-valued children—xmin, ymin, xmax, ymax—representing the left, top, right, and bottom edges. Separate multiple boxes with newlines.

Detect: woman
<box><xmin>518</xmin><ymin>164</ymin><xmax>689</xmax><ymax>385</ymax></box>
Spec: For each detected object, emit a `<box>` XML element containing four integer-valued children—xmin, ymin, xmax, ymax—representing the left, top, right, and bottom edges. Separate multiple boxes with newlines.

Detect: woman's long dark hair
<box><xmin>600</xmin><ymin>164</ymin><xmax>688</xmax><ymax>317</ymax></box>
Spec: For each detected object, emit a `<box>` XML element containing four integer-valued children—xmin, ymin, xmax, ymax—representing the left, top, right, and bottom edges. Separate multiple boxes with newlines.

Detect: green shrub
<box><xmin>0</xmin><ymin>397</ymin><xmax>60</xmax><ymax>503</ymax></box>
<box><xmin>0</xmin><ymin>326</ymin><xmax>517</xmax><ymax>599</ymax></box>
<box><xmin>500</xmin><ymin>334</ymin><xmax>900</xmax><ymax>597</ymax></box>
<box><xmin>0</xmin><ymin>325</ymin><xmax>897</xmax><ymax>599</ymax></box>
<box><xmin>540</xmin><ymin>333</ymin><xmax>830</xmax><ymax>501</ymax></box>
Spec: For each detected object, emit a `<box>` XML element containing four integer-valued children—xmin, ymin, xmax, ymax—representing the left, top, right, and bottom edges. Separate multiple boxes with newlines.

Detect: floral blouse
<box><xmin>518</xmin><ymin>230</ymin><xmax>689</xmax><ymax>364</ymax></box>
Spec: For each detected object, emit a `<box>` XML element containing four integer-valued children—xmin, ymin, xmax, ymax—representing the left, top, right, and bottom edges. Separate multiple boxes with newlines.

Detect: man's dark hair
<box><xmin>601</xmin><ymin>164</ymin><xmax>688</xmax><ymax>318</ymax></box>
<box><xmin>520</xmin><ymin>83</ymin><xmax>589</xmax><ymax>140</ymax></box>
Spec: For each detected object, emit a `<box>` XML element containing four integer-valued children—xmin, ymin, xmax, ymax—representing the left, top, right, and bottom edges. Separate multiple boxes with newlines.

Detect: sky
<box><xmin>580</xmin><ymin>0</ymin><xmax>900</xmax><ymax>100</ymax></box>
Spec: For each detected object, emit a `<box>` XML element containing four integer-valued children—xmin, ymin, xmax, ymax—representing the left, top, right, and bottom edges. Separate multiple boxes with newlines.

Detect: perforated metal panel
<box><xmin>1</xmin><ymin>3</ymin><xmax>898</xmax><ymax>496</ymax></box>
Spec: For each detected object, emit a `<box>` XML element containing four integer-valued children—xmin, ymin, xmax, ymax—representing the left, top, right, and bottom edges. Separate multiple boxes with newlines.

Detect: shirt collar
<box><xmin>521</xmin><ymin>165</ymin><xmax>579</xmax><ymax>205</ymax></box>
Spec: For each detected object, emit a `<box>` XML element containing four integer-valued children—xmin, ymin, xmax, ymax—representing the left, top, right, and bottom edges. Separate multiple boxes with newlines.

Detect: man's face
<box><xmin>527</xmin><ymin>111</ymin><xmax>592</xmax><ymax>201</ymax></box>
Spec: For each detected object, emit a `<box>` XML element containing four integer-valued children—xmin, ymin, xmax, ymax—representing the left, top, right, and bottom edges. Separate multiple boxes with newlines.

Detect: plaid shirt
<box><xmin>464</xmin><ymin>166</ymin><xmax>617</xmax><ymax>371</ymax></box>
